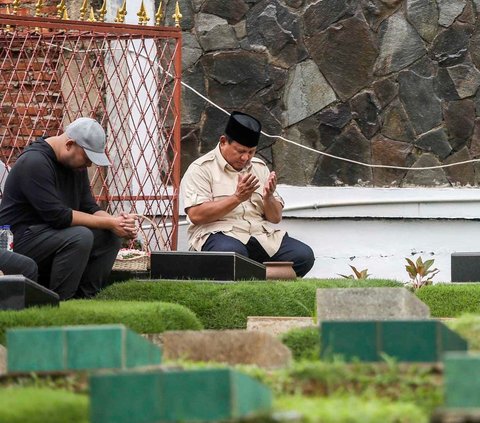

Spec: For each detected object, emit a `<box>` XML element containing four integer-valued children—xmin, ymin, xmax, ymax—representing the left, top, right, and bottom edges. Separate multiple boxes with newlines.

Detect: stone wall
<box><xmin>163</xmin><ymin>0</ymin><xmax>480</xmax><ymax>187</ymax></box>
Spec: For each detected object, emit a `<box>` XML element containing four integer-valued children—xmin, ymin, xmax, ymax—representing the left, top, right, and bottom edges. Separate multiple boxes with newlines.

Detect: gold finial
<box><xmin>79</xmin><ymin>0</ymin><xmax>88</xmax><ymax>20</ymax></box>
<box><xmin>5</xmin><ymin>5</ymin><xmax>12</xmax><ymax>32</ymax></box>
<box><xmin>172</xmin><ymin>0</ymin><xmax>182</xmax><ymax>28</ymax></box>
<box><xmin>97</xmin><ymin>0</ymin><xmax>107</xmax><ymax>22</ymax></box>
<box><xmin>62</xmin><ymin>7</ymin><xmax>69</xmax><ymax>19</ymax></box>
<box><xmin>87</xmin><ymin>5</ymin><xmax>96</xmax><ymax>21</ymax></box>
<box><xmin>11</xmin><ymin>0</ymin><xmax>20</xmax><ymax>15</ymax></box>
<box><xmin>34</xmin><ymin>0</ymin><xmax>44</xmax><ymax>17</ymax></box>
<box><xmin>137</xmin><ymin>0</ymin><xmax>149</xmax><ymax>25</ymax></box>
<box><xmin>56</xmin><ymin>0</ymin><xmax>66</xmax><ymax>19</ymax></box>
<box><xmin>155</xmin><ymin>1</ymin><xmax>162</xmax><ymax>26</ymax></box>
<box><xmin>114</xmin><ymin>0</ymin><xmax>127</xmax><ymax>23</ymax></box>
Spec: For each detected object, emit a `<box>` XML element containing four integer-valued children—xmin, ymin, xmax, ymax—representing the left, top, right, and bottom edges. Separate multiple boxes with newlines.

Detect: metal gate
<box><xmin>0</xmin><ymin>15</ymin><xmax>182</xmax><ymax>251</ymax></box>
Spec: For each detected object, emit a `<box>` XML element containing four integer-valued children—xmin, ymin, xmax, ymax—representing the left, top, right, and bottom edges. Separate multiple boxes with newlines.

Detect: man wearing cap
<box><xmin>0</xmin><ymin>117</ymin><xmax>137</xmax><ymax>300</ymax></box>
<box><xmin>181</xmin><ymin>111</ymin><xmax>315</xmax><ymax>277</ymax></box>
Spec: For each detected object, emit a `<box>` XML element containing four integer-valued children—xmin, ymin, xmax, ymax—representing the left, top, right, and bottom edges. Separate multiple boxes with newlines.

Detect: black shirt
<box><xmin>0</xmin><ymin>137</ymin><xmax>101</xmax><ymax>243</ymax></box>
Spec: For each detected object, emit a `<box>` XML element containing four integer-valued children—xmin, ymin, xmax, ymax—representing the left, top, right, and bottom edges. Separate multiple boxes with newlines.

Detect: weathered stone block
<box><xmin>146</xmin><ymin>329</ymin><xmax>291</xmax><ymax>369</ymax></box>
<box><xmin>316</xmin><ymin>288</ymin><xmax>430</xmax><ymax>321</ymax></box>
<box><xmin>90</xmin><ymin>368</ymin><xmax>272</xmax><ymax>423</ymax></box>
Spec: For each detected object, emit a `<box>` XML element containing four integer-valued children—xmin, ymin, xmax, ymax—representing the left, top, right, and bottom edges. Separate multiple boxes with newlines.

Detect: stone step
<box><xmin>90</xmin><ymin>368</ymin><xmax>272</xmax><ymax>423</ymax></box>
<box><xmin>7</xmin><ymin>324</ymin><xmax>162</xmax><ymax>372</ymax></box>
<box><xmin>321</xmin><ymin>320</ymin><xmax>467</xmax><ymax>362</ymax></box>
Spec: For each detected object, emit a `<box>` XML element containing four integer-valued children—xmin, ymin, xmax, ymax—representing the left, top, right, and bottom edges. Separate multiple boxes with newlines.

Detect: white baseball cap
<box><xmin>65</xmin><ymin>117</ymin><xmax>110</xmax><ymax>166</ymax></box>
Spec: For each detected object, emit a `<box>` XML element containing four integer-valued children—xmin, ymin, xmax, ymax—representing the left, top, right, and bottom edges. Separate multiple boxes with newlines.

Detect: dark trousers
<box><xmin>14</xmin><ymin>224</ymin><xmax>122</xmax><ymax>300</ymax></box>
<box><xmin>0</xmin><ymin>249</ymin><xmax>38</xmax><ymax>281</ymax></box>
<box><xmin>202</xmin><ymin>232</ymin><xmax>315</xmax><ymax>277</ymax></box>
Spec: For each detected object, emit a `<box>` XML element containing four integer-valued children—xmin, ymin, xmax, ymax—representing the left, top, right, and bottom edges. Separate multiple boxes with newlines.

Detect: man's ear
<box><xmin>65</xmin><ymin>139</ymin><xmax>75</xmax><ymax>150</ymax></box>
<box><xmin>219</xmin><ymin>135</ymin><xmax>227</xmax><ymax>146</ymax></box>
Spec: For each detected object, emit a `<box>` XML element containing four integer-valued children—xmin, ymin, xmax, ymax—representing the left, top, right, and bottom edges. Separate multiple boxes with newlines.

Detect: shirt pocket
<box><xmin>212</xmin><ymin>183</ymin><xmax>234</xmax><ymax>200</ymax></box>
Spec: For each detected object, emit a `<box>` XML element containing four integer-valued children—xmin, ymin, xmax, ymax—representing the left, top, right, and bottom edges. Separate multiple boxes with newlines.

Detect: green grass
<box><xmin>274</xmin><ymin>395</ymin><xmax>427</xmax><ymax>423</ymax></box>
<box><xmin>0</xmin><ymin>387</ymin><xmax>88</xmax><ymax>423</ymax></box>
<box><xmin>416</xmin><ymin>284</ymin><xmax>480</xmax><ymax>317</ymax></box>
<box><xmin>0</xmin><ymin>300</ymin><xmax>202</xmax><ymax>344</ymax></box>
<box><xmin>281</xmin><ymin>326</ymin><xmax>319</xmax><ymax>361</ymax></box>
<box><xmin>97</xmin><ymin>279</ymin><xmax>402</xmax><ymax>329</ymax></box>
<box><xmin>446</xmin><ymin>314</ymin><xmax>480</xmax><ymax>350</ymax></box>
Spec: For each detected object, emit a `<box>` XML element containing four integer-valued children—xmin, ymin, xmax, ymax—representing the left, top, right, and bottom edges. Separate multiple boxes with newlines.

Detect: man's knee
<box><xmin>23</xmin><ymin>256</ymin><xmax>38</xmax><ymax>281</ymax></box>
<box><xmin>67</xmin><ymin>226</ymin><xmax>95</xmax><ymax>252</ymax></box>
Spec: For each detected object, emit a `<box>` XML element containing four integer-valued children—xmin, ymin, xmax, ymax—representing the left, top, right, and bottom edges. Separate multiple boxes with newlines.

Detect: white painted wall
<box><xmin>177</xmin><ymin>186</ymin><xmax>480</xmax><ymax>282</ymax></box>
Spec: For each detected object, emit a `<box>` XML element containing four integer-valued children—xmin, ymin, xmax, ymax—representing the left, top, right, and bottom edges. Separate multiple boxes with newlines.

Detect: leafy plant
<box><xmin>405</xmin><ymin>256</ymin><xmax>439</xmax><ymax>289</ymax></box>
<box><xmin>339</xmin><ymin>265</ymin><xmax>370</xmax><ymax>280</ymax></box>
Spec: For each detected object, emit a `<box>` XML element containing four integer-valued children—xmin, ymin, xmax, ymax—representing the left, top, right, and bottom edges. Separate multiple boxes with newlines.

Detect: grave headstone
<box><xmin>0</xmin><ymin>275</ymin><xmax>59</xmax><ymax>310</ymax></box>
<box><xmin>150</xmin><ymin>251</ymin><xmax>266</xmax><ymax>281</ymax></box>
<box><xmin>321</xmin><ymin>320</ymin><xmax>467</xmax><ymax>362</ymax></box>
<box><xmin>145</xmin><ymin>330</ymin><xmax>291</xmax><ymax>369</ymax></box>
<box><xmin>0</xmin><ymin>344</ymin><xmax>6</xmax><ymax>375</ymax></box>
<box><xmin>444</xmin><ymin>353</ymin><xmax>480</xmax><ymax>408</ymax></box>
<box><xmin>451</xmin><ymin>252</ymin><xmax>480</xmax><ymax>282</ymax></box>
<box><xmin>90</xmin><ymin>368</ymin><xmax>272</xmax><ymax>423</ymax></box>
<box><xmin>7</xmin><ymin>324</ymin><xmax>162</xmax><ymax>372</ymax></box>
<box><xmin>316</xmin><ymin>288</ymin><xmax>430</xmax><ymax>321</ymax></box>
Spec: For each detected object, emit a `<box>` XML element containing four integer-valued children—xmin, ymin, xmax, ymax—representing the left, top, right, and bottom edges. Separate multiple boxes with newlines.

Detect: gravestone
<box><xmin>0</xmin><ymin>275</ymin><xmax>59</xmax><ymax>310</ymax></box>
<box><xmin>0</xmin><ymin>345</ymin><xmax>6</xmax><ymax>375</ymax></box>
<box><xmin>145</xmin><ymin>330</ymin><xmax>291</xmax><ymax>369</ymax></box>
<box><xmin>444</xmin><ymin>352</ymin><xmax>480</xmax><ymax>408</ymax></box>
<box><xmin>321</xmin><ymin>320</ymin><xmax>467</xmax><ymax>362</ymax></box>
<box><xmin>451</xmin><ymin>252</ymin><xmax>480</xmax><ymax>282</ymax></box>
<box><xmin>7</xmin><ymin>324</ymin><xmax>162</xmax><ymax>373</ymax></box>
<box><xmin>150</xmin><ymin>251</ymin><xmax>266</xmax><ymax>281</ymax></box>
<box><xmin>316</xmin><ymin>288</ymin><xmax>430</xmax><ymax>321</ymax></box>
<box><xmin>90</xmin><ymin>368</ymin><xmax>272</xmax><ymax>423</ymax></box>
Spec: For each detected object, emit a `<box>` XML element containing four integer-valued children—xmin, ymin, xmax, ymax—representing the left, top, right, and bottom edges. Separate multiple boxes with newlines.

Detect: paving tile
<box><xmin>7</xmin><ymin>327</ymin><xmax>64</xmax><ymax>372</ymax></box>
<box><xmin>65</xmin><ymin>325</ymin><xmax>123</xmax><ymax>370</ymax></box>
<box><xmin>125</xmin><ymin>329</ymin><xmax>162</xmax><ymax>369</ymax></box>
<box><xmin>445</xmin><ymin>353</ymin><xmax>480</xmax><ymax>408</ymax></box>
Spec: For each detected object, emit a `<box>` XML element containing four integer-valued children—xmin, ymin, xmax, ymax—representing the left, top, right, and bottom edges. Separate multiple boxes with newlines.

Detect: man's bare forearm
<box><xmin>187</xmin><ymin>195</ymin><xmax>242</xmax><ymax>225</ymax></box>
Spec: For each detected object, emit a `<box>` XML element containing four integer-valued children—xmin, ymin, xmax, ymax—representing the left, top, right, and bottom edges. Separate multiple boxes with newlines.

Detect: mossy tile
<box><xmin>381</xmin><ymin>321</ymin><xmax>438</xmax><ymax>362</ymax></box>
<box><xmin>7</xmin><ymin>327</ymin><xmax>65</xmax><ymax>372</ymax></box>
<box><xmin>320</xmin><ymin>321</ymin><xmax>378</xmax><ymax>361</ymax></box>
<box><xmin>65</xmin><ymin>325</ymin><xmax>123</xmax><ymax>370</ymax></box>
<box><xmin>125</xmin><ymin>329</ymin><xmax>162</xmax><ymax>368</ymax></box>
<box><xmin>445</xmin><ymin>353</ymin><xmax>480</xmax><ymax>408</ymax></box>
<box><xmin>90</xmin><ymin>371</ymin><xmax>163</xmax><ymax>423</ymax></box>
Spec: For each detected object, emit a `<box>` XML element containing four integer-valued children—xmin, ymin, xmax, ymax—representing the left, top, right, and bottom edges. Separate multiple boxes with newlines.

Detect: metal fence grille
<box><xmin>0</xmin><ymin>15</ymin><xmax>182</xmax><ymax>251</ymax></box>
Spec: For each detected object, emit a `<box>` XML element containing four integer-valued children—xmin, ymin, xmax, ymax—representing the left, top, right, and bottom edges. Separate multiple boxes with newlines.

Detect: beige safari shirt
<box><xmin>181</xmin><ymin>144</ymin><xmax>286</xmax><ymax>256</ymax></box>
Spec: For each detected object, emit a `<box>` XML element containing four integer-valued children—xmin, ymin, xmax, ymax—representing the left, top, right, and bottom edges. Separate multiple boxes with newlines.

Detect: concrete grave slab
<box><xmin>90</xmin><ymin>368</ymin><xmax>272</xmax><ymax>423</ymax></box>
<box><xmin>7</xmin><ymin>324</ymin><xmax>162</xmax><ymax>373</ymax></box>
<box><xmin>321</xmin><ymin>320</ymin><xmax>467</xmax><ymax>362</ymax></box>
<box><xmin>316</xmin><ymin>288</ymin><xmax>430</xmax><ymax>321</ymax></box>
<box><xmin>145</xmin><ymin>330</ymin><xmax>291</xmax><ymax>369</ymax></box>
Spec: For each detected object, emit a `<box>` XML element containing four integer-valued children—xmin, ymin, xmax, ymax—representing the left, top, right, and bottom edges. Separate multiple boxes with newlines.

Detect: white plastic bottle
<box><xmin>4</xmin><ymin>225</ymin><xmax>13</xmax><ymax>251</ymax></box>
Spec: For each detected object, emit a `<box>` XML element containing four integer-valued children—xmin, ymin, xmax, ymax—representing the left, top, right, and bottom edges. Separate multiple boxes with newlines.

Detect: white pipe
<box><xmin>283</xmin><ymin>197</ymin><xmax>480</xmax><ymax>212</ymax></box>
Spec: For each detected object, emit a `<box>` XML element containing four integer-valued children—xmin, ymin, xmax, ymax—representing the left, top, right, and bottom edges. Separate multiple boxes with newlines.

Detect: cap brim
<box><xmin>84</xmin><ymin>149</ymin><xmax>111</xmax><ymax>166</ymax></box>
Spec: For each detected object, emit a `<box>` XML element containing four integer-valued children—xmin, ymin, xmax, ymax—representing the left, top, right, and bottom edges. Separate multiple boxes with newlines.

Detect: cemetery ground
<box><xmin>2</xmin><ymin>279</ymin><xmax>480</xmax><ymax>422</ymax></box>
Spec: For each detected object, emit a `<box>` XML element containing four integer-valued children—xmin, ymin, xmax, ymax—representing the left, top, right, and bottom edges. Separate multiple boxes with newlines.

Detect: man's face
<box><xmin>63</xmin><ymin>141</ymin><xmax>92</xmax><ymax>169</ymax></box>
<box><xmin>219</xmin><ymin>136</ymin><xmax>256</xmax><ymax>171</ymax></box>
